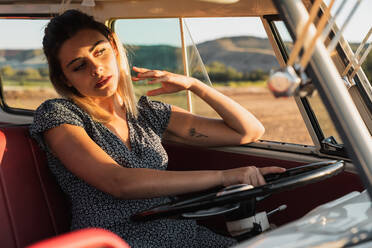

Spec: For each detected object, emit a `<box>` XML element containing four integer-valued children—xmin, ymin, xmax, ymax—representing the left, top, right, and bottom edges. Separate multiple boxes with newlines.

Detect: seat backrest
<box><xmin>0</xmin><ymin>125</ymin><xmax>70</xmax><ymax>248</ymax></box>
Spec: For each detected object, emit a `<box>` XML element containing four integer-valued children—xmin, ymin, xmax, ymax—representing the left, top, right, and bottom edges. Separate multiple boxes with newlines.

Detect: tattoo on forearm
<box><xmin>189</xmin><ymin>128</ymin><xmax>208</xmax><ymax>138</ymax></box>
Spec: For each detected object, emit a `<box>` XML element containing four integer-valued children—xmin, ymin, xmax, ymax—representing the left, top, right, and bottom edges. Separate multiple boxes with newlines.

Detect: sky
<box><xmin>0</xmin><ymin>0</ymin><xmax>371</xmax><ymax>49</ymax></box>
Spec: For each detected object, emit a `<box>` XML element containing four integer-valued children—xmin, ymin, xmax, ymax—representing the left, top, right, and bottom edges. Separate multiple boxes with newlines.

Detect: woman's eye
<box><xmin>95</xmin><ymin>48</ymin><xmax>106</xmax><ymax>56</ymax></box>
<box><xmin>73</xmin><ymin>62</ymin><xmax>86</xmax><ymax>72</ymax></box>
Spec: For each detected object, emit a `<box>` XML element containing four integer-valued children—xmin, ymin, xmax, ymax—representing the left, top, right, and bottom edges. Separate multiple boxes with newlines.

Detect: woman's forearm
<box><xmin>114</xmin><ymin>163</ymin><xmax>284</xmax><ymax>199</ymax></box>
<box><xmin>188</xmin><ymin>79</ymin><xmax>264</xmax><ymax>142</ymax></box>
<box><xmin>115</xmin><ymin>167</ymin><xmax>223</xmax><ymax>199</ymax></box>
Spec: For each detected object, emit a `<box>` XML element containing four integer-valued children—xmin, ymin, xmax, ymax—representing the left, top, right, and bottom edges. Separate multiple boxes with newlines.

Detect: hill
<box><xmin>196</xmin><ymin>36</ymin><xmax>279</xmax><ymax>73</ymax></box>
<box><xmin>1</xmin><ymin>36</ymin><xmax>370</xmax><ymax>80</ymax></box>
<box><xmin>0</xmin><ymin>36</ymin><xmax>279</xmax><ymax>74</ymax></box>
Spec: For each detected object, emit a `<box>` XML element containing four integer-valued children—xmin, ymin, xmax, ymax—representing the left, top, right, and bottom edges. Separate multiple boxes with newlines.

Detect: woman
<box><xmin>30</xmin><ymin>9</ymin><xmax>285</xmax><ymax>247</ymax></box>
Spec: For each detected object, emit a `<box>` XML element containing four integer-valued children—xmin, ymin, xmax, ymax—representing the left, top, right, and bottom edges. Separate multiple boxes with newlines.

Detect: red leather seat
<box><xmin>0</xmin><ymin>125</ymin><xmax>70</xmax><ymax>248</ymax></box>
<box><xmin>27</xmin><ymin>228</ymin><xmax>130</xmax><ymax>248</ymax></box>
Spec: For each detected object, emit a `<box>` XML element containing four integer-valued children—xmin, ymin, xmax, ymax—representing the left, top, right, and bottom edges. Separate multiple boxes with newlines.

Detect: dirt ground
<box><xmin>4</xmin><ymin>86</ymin><xmax>314</xmax><ymax>145</ymax></box>
<box><xmin>4</xmin><ymin>87</ymin><xmax>59</xmax><ymax>110</ymax></box>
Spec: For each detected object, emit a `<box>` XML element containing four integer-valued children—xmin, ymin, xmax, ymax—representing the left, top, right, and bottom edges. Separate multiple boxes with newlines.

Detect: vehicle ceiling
<box><xmin>0</xmin><ymin>0</ymin><xmax>313</xmax><ymax>19</ymax></box>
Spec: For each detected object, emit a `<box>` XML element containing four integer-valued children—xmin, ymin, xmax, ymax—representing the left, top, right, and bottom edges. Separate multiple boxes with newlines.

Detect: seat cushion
<box><xmin>0</xmin><ymin>126</ymin><xmax>70</xmax><ymax>248</ymax></box>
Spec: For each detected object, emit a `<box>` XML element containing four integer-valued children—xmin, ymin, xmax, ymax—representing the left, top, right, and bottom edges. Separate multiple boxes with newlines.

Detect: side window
<box><xmin>0</xmin><ymin>19</ymin><xmax>57</xmax><ymax>111</ymax></box>
<box><xmin>273</xmin><ymin>20</ymin><xmax>342</xmax><ymax>144</ymax></box>
<box><xmin>114</xmin><ymin>19</ymin><xmax>188</xmax><ymax>110</ymax></box>
<box><xmin>184</xmin><ymin>17</ymin><xmax>314</xmax><ymax>145</ymax></box>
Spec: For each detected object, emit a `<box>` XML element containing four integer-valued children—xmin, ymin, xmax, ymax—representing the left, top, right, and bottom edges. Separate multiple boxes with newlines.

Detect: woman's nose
<box><xmin>90</xmin><ymin>60</ymin><xmax>103</xmax><ymax>77</ymax></box>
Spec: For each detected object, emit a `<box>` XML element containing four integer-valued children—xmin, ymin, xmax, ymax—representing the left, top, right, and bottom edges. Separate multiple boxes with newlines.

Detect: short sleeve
<box><xmin>137</xmin><ymin>96</ymin><xmax>171</xmax><ymax>136</ymax></box>
<box><xmin>29</xmin><ymin>98</ymin><xmax>85</xmax><ymax>151</ymax></box>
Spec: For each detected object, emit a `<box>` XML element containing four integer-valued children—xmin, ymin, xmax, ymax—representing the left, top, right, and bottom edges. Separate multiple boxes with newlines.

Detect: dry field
<box><xmin>4</xmin><ymin>86</ymin><xmax>314</xmax><ymax>145</ymax></box>
<box><xmin>4</xmin><ymin>87</ymin><xmax>59</xmax><ymax>110</ymax></box>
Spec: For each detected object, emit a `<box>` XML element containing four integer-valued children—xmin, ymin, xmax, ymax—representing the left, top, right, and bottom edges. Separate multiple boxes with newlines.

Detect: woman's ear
<box><xmin>111</xmin><ymin>32</ymin><xmax>131</xmax><ymax>76</ymax></box>
<box><xmin>111</xmin><ymin>42</ymin><xmax>119</xmax><ymax>57</ymax></box>
<box><xmin>109</xmin><ymin>35</ymin><xmax>119</xmax><ymax>57</ymax></box>
<box><xmin>111</xmin><ymin>32</ymin><xmax>126</xmax><ymax>58</ymax></box>
<box><xmin>60</xmin><ymin>73</ymin><xmax>72</xmax><ymax>87</ymax></box>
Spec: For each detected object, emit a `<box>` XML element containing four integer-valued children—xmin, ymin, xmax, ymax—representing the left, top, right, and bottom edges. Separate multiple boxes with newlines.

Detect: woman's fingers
<box><xmin>222</xmin><ymin>166</ymin><xmax>285</xmax><ymax>187</ymax></box>
<box><xmin>131</xmin><ymin>75</ymin><xmax>165</xmax><ymax>82</ymax></box>
<box><xmin>249</xmin><ymin>168</ymin><xmax>259</xmax><ymax>186</ymax></box>
<box><xmin>147</xmin><ymin>88</ymin><xmax>165</xmax><ymax>96</ymax></box>
<box><xmin>132</xmin><ymin>66</ymin><xmax>150</xmax><ymax>73</ymax></box>
<box><xmin>256</xmin><ymin>168</ymin><xmax>266</xmax><ymax>186</ymax></box>
<box><xmin>133</xmin><ymin>66</ymin><xmax>168</xmax><ymax>79</ymax></box>
<box><xmin>259</xmin><ymin>166</ymin><xmax>286</xmax><ymax>175</ymax></box>
<box><xmin>133</xmin><ymin>66</ymin><xmax>195</xmax><ymax>95</ymax></box>
<box><xmin>246</xmin><ymin>167</ymin><xmax>265</xmax><ymax>186</ymax></box>
<box><xmin>147</xmin><ymin>77</ymin><xmax>167</xmax><ymax>85</ymax></box>
<box><xmin>247</xmin><ymin>166</ymin><xmax>285</xmax><ymax>186</ymax></box>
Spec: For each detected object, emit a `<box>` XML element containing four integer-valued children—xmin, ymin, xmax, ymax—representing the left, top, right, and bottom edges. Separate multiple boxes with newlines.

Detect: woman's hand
<box><xmin>221</xmin><ymin>166</ymin><xmax>286</xmax><ymax>187</ymax></box>
<box><xmin>133</xmin><ymin>66</ymin><xmax>264</xmax><ymax>147</ymax></box>
<box><xmin>132</xmin><ymin>66</ymin><xmax>196</xmax><ymax>96</ymax></box>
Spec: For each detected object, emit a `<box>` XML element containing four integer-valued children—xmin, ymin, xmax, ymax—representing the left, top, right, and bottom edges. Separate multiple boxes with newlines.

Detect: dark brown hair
<box><xmin>43</xmin><ymin>9</ymin><xmax>137</xmax><ymax>121</ymax></box>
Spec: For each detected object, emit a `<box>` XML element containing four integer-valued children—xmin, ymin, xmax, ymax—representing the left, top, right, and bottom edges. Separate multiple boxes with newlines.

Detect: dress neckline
<box><xmin>67</xmin><ymin>98</ymin><xmax>136</xmax><ymax>154</ymax></box>
<box><xmin>99</xmin><ymin>113</ymin><xmax>135</xmax><ymax>153</ymax></box>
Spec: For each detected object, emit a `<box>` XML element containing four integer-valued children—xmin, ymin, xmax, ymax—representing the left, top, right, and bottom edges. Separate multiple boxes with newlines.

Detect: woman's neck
<box><xmin>93</xmin><ymin>93</ymin><xmax>125</xmax><ymax>118</ymax></box>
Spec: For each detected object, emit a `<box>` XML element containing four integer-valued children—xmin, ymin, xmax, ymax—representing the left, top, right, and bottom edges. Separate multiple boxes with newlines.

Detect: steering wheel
<box><xmin>131</xmin><ymin>160</ymin><xmax>345</xmax><ymax>221</ymax></box>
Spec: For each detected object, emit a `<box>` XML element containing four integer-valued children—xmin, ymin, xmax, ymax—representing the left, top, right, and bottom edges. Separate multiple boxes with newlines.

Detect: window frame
<box><xmin>265</xmin><ymin>16</ymin><xmax>326</xmax><ymax>142</ymax></box>
<box><xmin>0</xmin><ymin>14</ymin><xmax>52</xmax><ymax>116</ymax></box>
<box><xmin>264</xmin><ymin>12</ymin><xmax>364</xmax><ymax>159</ymax></box>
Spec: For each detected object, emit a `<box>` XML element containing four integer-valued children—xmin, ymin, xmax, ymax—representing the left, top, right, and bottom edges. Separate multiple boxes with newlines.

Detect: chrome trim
<box><xmin>342</xmin><ymin>28</ymin><xmax>372</xmax><ymax>77</ymax></box>
<box><xmin>326</xmin><ymin>0</ymin><xmax>363</xmax><ymax>53</ymax></box>
<box><xmin>294</xmin><ymin>96</ymin><xmax>322</xmax><ymax>148</ymax></box>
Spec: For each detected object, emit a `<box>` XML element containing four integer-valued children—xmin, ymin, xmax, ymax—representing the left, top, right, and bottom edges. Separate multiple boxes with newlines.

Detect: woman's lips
<box><xmin>95</xmin><ymin>76</ymin><xmax>112</xmax><ymax>89</ymax></box>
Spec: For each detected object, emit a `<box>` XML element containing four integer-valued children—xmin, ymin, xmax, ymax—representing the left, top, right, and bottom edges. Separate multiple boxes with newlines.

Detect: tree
<box><xmin>38</xmin><ymin>67</ymin><xmax>49</xmax><ymax>79</ymax></box>
<box><xmin>206</xmin><ymin>61</ymin><xmax>242</xmax><ymax>82</ymax></box>
<box><xmin>362</xmin><ymin>51</ymin><xmax>372</xmax><ymax>81</ymax></box>
<box><xmin>243</xmin><ymin>69</ymin><xmax>268</xmax><ymax>81</ymax></box>
<box><xmin>1</xmin><ymin>65</ymin><xmax>15</xmax><ymax>78</ymax></box>
<box><xmin>15</xmin><ymin>68</ymin><xmax>41</xmax><ymax>85</ymax></box>
<box><xmin>226</xmin><ymin>66</ymin><xmax>242</xmax><ymax>81</ymax></box>
<box><xmin>24</xmin><ymin>68</ymin><xmax>42</xmax><ymax>80</ymax></box>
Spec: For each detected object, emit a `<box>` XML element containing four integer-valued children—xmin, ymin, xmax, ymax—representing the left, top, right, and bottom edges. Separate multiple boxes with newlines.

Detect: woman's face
<box><xmin>58</xmin><ymin>29</ymin><xmax>120</xmax><ymax>98</ymax></box>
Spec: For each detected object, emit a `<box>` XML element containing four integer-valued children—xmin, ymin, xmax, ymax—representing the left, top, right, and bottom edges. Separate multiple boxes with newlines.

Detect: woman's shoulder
<box><xmin>137</xmin><ymin>95</ymin><xmax>170</xmax><ymax>112</ymax></box>
<box><xmin>35</xmin><ymin>98</ymin><xmax>84</xmax><ymax>116</ymax></box>
<box><xmin>136</xmin><ymin>95</ymin><xmax>171</xmax><ymax>135</ymax></box>
<box><xmin>36</xmin><ymin>97</ymin><xmax>76</xmax><ymax>109</ymax></box>
<box><xmin>137</xmin><ymin>95</ymin><xmax>151</xmax><ymax>107</ymax></box>
<box><xmin>32</xmin><ymin>97</ymin><xmax>87</xmax><ymax>130</ymax></box>
<box><xmin>30</xmin><ymin>98</ymin><xmax>88</xmax><ymax>151</ymax></box>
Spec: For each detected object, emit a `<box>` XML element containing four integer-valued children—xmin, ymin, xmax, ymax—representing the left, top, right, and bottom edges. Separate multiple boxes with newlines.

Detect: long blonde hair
<box><xmin>43</xmin><ymin>9</ymin><xmax>137</xmax><ymax>123</ymax></box>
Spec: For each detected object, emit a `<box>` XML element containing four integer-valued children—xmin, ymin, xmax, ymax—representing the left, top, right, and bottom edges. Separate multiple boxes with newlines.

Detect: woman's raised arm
<box><xmin>132</xmin><ymin>67</ymin><xmax>265</xmax><ymax>146</ymax></box>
